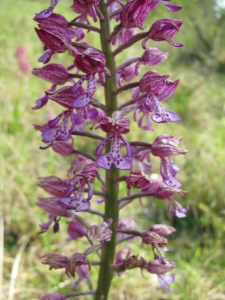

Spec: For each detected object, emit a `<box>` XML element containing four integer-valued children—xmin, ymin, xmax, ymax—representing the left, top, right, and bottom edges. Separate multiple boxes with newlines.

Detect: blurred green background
<box><xmin>1</xmin><ymin>0</ymin><xmax>225</xmax><ymax>299</ymax></box>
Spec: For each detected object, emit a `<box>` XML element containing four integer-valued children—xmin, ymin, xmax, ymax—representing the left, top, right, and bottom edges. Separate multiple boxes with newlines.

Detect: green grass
<box><xmin>1</xmin><ymin>0</ymin><xmax>225</xmax><ymax>299</ymax></box>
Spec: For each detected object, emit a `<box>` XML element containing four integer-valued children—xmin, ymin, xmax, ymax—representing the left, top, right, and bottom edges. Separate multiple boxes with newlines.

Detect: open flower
<box><xmin>96</xmin><ymin>111</ymin><xmax>134</xmax><ymax>170</ymax></box>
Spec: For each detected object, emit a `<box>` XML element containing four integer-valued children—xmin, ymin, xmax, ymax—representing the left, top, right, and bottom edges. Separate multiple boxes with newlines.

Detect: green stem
<box><xmin>94</xmin><ymin>1</ymin><xmax>119</xmax><ymax>299</ymax></box>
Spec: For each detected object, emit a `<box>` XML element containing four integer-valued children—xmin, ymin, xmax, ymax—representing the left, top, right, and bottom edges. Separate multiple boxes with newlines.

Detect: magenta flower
<box><xmin>148</xmin><ymin>224</ymin><xmax>176</xmax><ymax>237</ymax></box>
<box><xmin>58</xmin><ymin>159</ymin><xmax>98</xmax><ymax>211</ymax></box>
<box><xmin>37</xmin><ymin>176</ymin><xmax>69</xmax><ymax>197</ymax></box>
<box><xmin>117</xmin><ymin>65</ymin><xmax>136</xmax><ymax>87</ymax></box>
<box><xmin>111</xmin><ymin>27</ymin><xmax>136</xmax><ymax>46</ymax></box>
<box><xmin>146</xmin><ymin>258</ymin><xmax>175</xmax><ymax>275</ymax></box>
<box><xmin>41</xmin><ymin>110</ymin><xmax>75</xmax><ymax>143</ymax></box>
<box><xmin>117</xmin><ymin>218</ymin><xmax>136</xmax><ymax>242</ymax></box>
<box><xmin>35</xmin><ymin>23</ymin><xmax>72</xmax><ymax>53</ymax></box>
<box><xmin>41</xmin><ymin>253</ymin><xmax>70</xmax><ymax>270</ymax></box>
<box><xmin>151</xmin><ymin>134</ymin><xmax>187</xmax><ymax>187</ymax></box>
<box><xmin>71</xmin><ymin>264</ymin><xmax>89</xmax><ymax>288</ymax></box>
<box><xmin>126</xmin><ymin>170</ymin><xmax>151</xmax><ymax>195</ymax></box>
<box><xmin>51</xmin><ymin>139</ymin><xmax>75</xmax><ymax>156</ymax></box>
<box><xmin>75</xmin><ymin>47</ymin><xmax>106</xmax><ymax>74</ymax></box>
<box><xmin>47</xmin><ymin>75</ymin><xmax>95</xmax><ymax>109</ymax></box>
<box><xmin>146</xmin><ymin>259</ymin><xmax>175</xmax><ymax>291</ymax></box>
<box><xmin>133</xmin><ymin>70</ymin><xmax>180</xmax><ymax>123</ymax></box>
<box><xmin>32</xmin><ymin>63</ymin><xmax>69</xmax><ymax>85</ymax></box>
<box><xmin>15</xmin><ymin>46</ymin><xmax>30</xmax><ymax>74</ymax></box>
<box><xmin>86</xmin><ymin>222</ymin><xmax>112</xmax><ymax>243</ymax></box>
<box><xmin>120</xmin><ymin>0</ymin><xmax>160</xmax><ymax>30</ymax></box>
<box><xmin>96</xmin><ymin>111</ymin><xmax>134</xmax><ymax>170</ymax></box>
<box><xmin>71</xmin><ymin>0</ymin><xmax>100</xmax><ymax>23</ymax></box>
<box><xmin>142</xmin><ymin>19</ymin><xmax>183</xmax><ymax>48</ymax></box>
<box><xmin>66</xmin><ymin>253</ymin><xmax>88</xmax><ymax>277</ymax></box>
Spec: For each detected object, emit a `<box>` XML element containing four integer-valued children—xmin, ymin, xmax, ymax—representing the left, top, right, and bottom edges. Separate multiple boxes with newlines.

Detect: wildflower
<box><xmin>151</xmin><ymin>134</ymin><xmax>187</xmax><ymax>187</ymax></box>
<box><xmin>32</xmin><ymin>64</ymin><xmax>69</xmax><ymax>85</ymax></box>
<box><xmin>96</xmin><ymin>111</ymin><xmax>134</xmax><ymax>170</ymax></box>
<box><xmin>142</xmin><ymin>19</ymin><xmax>183</xmax><ymax>48</ymax></box>
<box><xmin>120</xmin><ymin>0</ymin><xmax>160</xmax><ymax>30</ymax></box>
<box><xmin>58</xmin><ymin>159</ymin><xmax>98</xmax><ymax>211</ymax></box>
<box><xmin>86</xmin><ymin>222</ymin><xmax>112</xmax><ymax>243</ymax></box>
<box><xmin>35</xmin><ymin>0</ymin><xmax>60</xmax><ymax>19</ymax></box>
<box><xmin>66</xmin><ymin>220</ymin><xmax>86</xmax><ymax>242</ymax></box>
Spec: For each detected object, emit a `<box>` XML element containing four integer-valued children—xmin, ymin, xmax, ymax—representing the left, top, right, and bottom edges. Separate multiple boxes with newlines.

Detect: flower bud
<box><xmin>149</xmin><ymin>224</ymin><xmax>176</xmax><ymax>237</ymax></box>
<box><xmin>86</xmin><ymin>222</ymin><xmax>112</xmax><ymax>243</ymax></box>
<box><xmin>32</xmin><ymin>64</ymin><xmax>68</xmax><ymax>85</ymax></box>
<box><xmin>75</xmin><ymin>48</ymin><xmax>106</xmax><ymax>74</ymax></box>
<box><xmin>40</xmin><ymin>293</ymin><xmax>65</xmax><ymax>300</ymax></box>
<box><xmin>151</xmin><ymin>134</ymin><xmax>187</xmax><ymax>157</ymax></box>
<box><xmin>141</xmin><ymin>231</ymin><xmax>168</xmax><ymax>247</ymax></box>
<box><xmin>142</xmin><ymin>18</ymin><xmax>183</xmax><ymax>49</ymax></box>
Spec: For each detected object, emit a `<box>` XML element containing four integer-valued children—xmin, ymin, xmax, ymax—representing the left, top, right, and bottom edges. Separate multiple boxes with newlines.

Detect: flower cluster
<box><xmin>32</xmin><ymin>0</ymin><xmax>188</xmax><ymax>298</ymax></box>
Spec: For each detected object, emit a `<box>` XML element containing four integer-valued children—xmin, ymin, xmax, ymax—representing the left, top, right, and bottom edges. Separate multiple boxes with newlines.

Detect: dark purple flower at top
<box><xmin>142</xmin><ymin>19</ymin><xmax>183</xmax><ymax>49</ymax></box>
<box><xmin>120</xmin><ymin>0</ymin><xmax>160</xmax><ymax>30</ymax></box>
